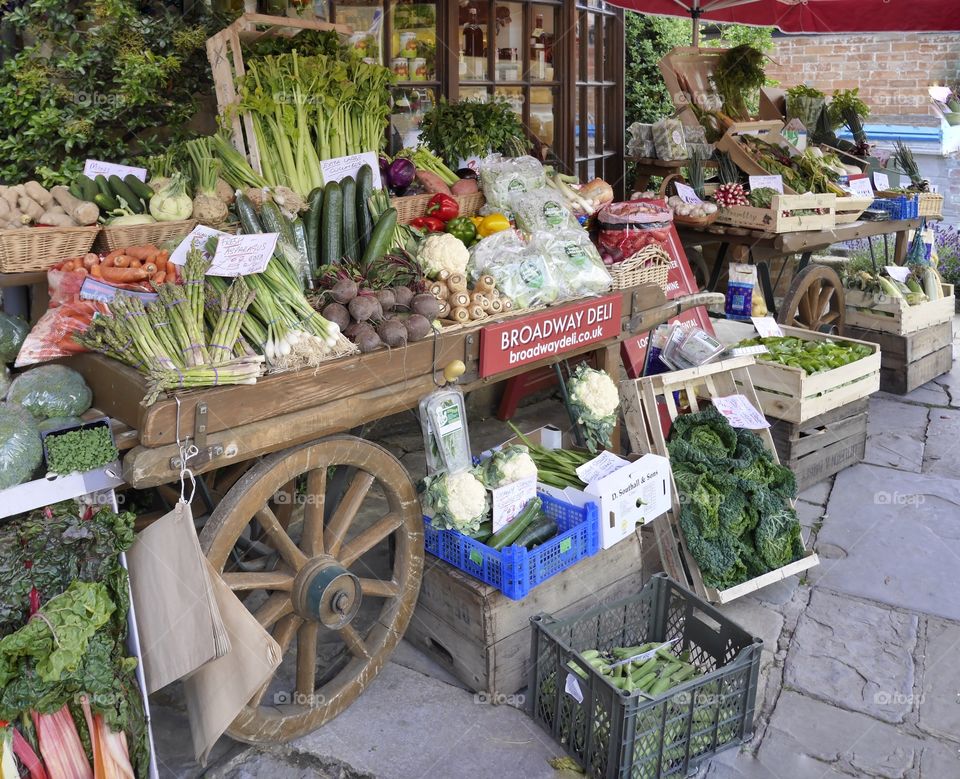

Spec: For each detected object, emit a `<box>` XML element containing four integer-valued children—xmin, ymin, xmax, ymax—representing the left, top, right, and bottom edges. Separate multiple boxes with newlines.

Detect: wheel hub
<box><xmin>292</xmin><ymin>554</ymin><xmax>362</xmax><ymax>628</ymax></box>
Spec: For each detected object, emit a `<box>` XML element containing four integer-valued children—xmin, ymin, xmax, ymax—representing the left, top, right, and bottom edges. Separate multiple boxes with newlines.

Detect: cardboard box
<box><xmin>0</xmin><ymin>462</ymin><xmax>124</xmax><ymax>520</ymax></box>
<box><xmin>501</xmin><ymin>426</ymin><xmax>672</xmax><ymax>550</ymax></box>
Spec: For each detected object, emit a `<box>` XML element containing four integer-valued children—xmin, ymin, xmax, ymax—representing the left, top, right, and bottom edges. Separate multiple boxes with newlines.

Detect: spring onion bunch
<box><xmin>209</xmin><ymin>131</ymin><xmax>269</xmax><ymax>190</ymax></box>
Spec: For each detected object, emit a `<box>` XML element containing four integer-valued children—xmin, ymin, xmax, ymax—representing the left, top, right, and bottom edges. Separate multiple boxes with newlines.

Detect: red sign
<box><xmin>621</xmin><ymin>223</ymin><xmax>715</xmax><ymax>378</ymax></box>
<box><xmin>479</xmin><ymin>294</ymin><xmax>622</xmax><ymax>378</ymax></box>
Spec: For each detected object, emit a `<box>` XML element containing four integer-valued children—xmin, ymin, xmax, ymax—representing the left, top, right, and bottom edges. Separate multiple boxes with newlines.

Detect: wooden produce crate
<box><xmin>658</xmin><ymin>47</ymin><xmax>727</xmax><ymax>127</ymax></box>
<box><xmin>770</xmin><ymin>398</ymin><xmax>868</xmax><ymax>491</ymax></box>
<box><xmin>844</xmin><ymin>283</ymin><xmax>955</xmax><ymax>336</ymax></box>
<box><xmin>620</xmin><ymin>357</ymin><xmax>820</xmax><ymax>605</ymax></box>
<box><xmin>206</xmin><ymin>14</ymin><xmax>351</xmax><ymax>175</ymax></box>
<box><xmin>716</xmin><ymin>193</ymin><xmax>837</xmax><ymax>234</ymax></box>
<box><xmin>918</xmin><ymin>192</ymin><xmax>944</xmax><ymax>218</ymax></box>
<box><xmin>713</xmin><ymin>120</ymin><xmax>799</xmax><ymax>193</ymax></box>
<box><xmin>404</xmin><ymin>529</ymin><xmax>644</xmax><ymax>697</ymax></box>
<box><xmin>744</xmin><ymin>325</ymin><xmax>880</xmax><ymax>424</ymax></box>
<box><xmin>835</xmin><ymin>195</ymin><xmax>875</xmax><ymax>224</ymax></box>
<box><xmin>846</xmin><ymin>320</ymin><xmax>954</xmax><ymax>395</ymax></box>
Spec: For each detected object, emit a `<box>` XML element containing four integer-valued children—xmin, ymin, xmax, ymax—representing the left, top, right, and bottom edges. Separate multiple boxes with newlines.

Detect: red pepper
<box><xmin>410</xmin><ymin>215</ymin><xmax>446</xmax><ymax>233</ymax></box>
<box><xmin>425</xmin><ymin>193</ymin><xmax>459</xmax><ymax>222</ymax></box>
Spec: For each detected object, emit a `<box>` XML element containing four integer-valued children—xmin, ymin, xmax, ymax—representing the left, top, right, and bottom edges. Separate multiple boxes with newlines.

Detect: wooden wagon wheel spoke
<box><xmin>339</xmin><ymin>513</ymin><xmax>404</xmax><ymax>568</ymax></box>
<box><xmin>778</xmin><ymin>265</ymin><xmax>846</xmax><ymax>334</ymax></box>
<box><xmin>250</xmin><ymin>614</ymin><xmax>302</xmax><ymax>708</ymax></box>
<box><xmin>301</xmin><ymin>467</ymin><xmax>327</xmax><ymax>557</ymax></box>
<box><xmin>324</xmin><ymin>470</ymin><xmax>375</xmax><ymax>557</ymax></box>
<box><xmin>338</xmin><ymin>623</ymin><xmax>371</xmax><ymax>660</ymax></box>
<box><xmin>222</xmin><ymin>570</ymin><xmax>294</xmax><ymax>592</ymax></box>
<box><xmin>256</xmin><ymin>505</ymin><xmax>308</xmax><ymax>571</ymax></box>
<box><xmin>296</xmin><ymin>622</ymin><xmax>319</xmax><ymax>699</ymax></box>
<box><xmin>254</xmin><ymin>592</ymin><xmax>293</xmax><ymax>629</ymax></box>
<box><xmin>357</xmin><ymin>578</ymin><xmax>400</xmax><ymax>598</ymax></box>
<box><xmin>272</xmin><ymin>478</ymin><xmax>297</xmax><ymax>531</ymax></box>
<box><xmin>818</xmin><ymin>284</ymin><xmax>835</xmax><ymax>314</ymax></box>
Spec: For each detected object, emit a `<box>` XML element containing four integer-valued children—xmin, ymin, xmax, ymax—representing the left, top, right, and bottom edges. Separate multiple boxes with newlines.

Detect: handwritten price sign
<box><xmin>209</xmin><ymin>234</ymin><xmax>279</xmax><ymax>276</ymax></box>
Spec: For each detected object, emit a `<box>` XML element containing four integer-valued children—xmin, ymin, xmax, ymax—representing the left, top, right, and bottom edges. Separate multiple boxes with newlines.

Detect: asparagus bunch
<box><xmin>507</xmin><ymin>423</ymin><xmax>595</xmax><ymax>490</ymax></box>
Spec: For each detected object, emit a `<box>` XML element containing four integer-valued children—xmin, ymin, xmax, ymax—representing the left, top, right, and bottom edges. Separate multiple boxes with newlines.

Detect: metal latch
<box><xmin>169</xmin><ymin>402</ymin><xmax>225</xmax><ymax>470</ymax></box>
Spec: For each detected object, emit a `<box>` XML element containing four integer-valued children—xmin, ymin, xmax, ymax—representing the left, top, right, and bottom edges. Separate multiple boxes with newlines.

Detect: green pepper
<box><xmin>445</xmin><ymin>216</ymin><xmax>477</xmax><ymax>244</ymax></box>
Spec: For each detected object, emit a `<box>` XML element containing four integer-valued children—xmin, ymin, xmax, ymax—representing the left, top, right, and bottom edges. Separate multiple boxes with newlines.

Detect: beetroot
<box><xmin>331</xmin><ymin>278</ymin><xmax>359</xmax><ymax>304</ymax></box>
<box><xmin>410</xmin><ymin>293</ymin><xmax>440</xmax><ymax>319</ymax></box>
<box><xmin>321</xmin><ymin>302</ymin><xmax>350</xmax><ymax>331</ymax></box>
<box><xmin>375</xmin><ymin>288</ymin><xmax>396</xmax><ymax>312</ymax></box>
<box><xmin>348</xmin><ymin>294</ymin><xmax>381</xmax><ymax>322</ymax></box>
<box><xmin>405</xmin><ymin>313</ymin><xmax>432</xmax><ymax>341</ymax></box>
<box><xmin>377</xmin><ymin>318</ymin><xmax>408</xmax><ymax>348</ymax></box>
<box><xmin>355</xmin><ymin>329</ymin><xmax>382</xmax><ymax>353</ymax></box>
<box><xmin>393</xmin><ymin>286</ymin><xmax>414</xmax><ymax>310</ymax></box>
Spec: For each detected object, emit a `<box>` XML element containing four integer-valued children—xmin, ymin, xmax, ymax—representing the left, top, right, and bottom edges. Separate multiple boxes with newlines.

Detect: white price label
<box><xmin>873</xmin><ymin>171</ymin><xmax>890</xmax><ymax>191</ymax></box>
<box><xmin>319</xmin><ymin>152</ymin><xmax>383</xmax><ymax>190</ymax></box>
<box><xmin>751</xmin><ymin>316</ymin><xmax>784</xmax><ymax>338</ymax></box>
<box><xmin>674</xmin><ymin>182</ymin><xmax>703</xmax><ymax>205</ymax></box>
<box><xmin>170</xmin><ymin>225</ymin><xmax>230</xmax><ymax>266</ymax></box>
<box><xmin>575</xmin><ymin>450</ymin><xmax>630</xmax><ymax>485</ymax></box>
<box><xmin>209</xmin><ymin>233</ymin><xmax>279</xmax><ymax>277</ymax></box>
<box><xmin>564</xmin><ymin>673</ymin><xmax>584</xmax><ymax>703</ymax></box>
<box><xmin>712</xmin><ymin>394</ymin><xmax>770</xmax><ymax>430</ymax></box>
<box><xmin>845</xmin><ymin>176</ymin><xmax>874</xmax><ymax>197</ymax></box>
<box><xmin>749</xmin><ymin>175</ymin><xmax>784</xmax><ymax>194</ymax></box>
<box><xmin>83</xmin><ymin>159</ymin><xmax>147</xmax><ymax>182</ymax></box>
<box><xmin>491</xmin><ymin>476</ymin><xmax>537</xmax><ymax>533</ymax></box>
<box><xmin>885</xmin><ymin>265</ymin><xmax>911</xmax><ymax>283</ymax></box>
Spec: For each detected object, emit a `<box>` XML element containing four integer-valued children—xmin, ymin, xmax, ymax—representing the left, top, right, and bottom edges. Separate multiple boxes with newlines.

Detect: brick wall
<box><xmin>766</xmin><ymin>33</ymin><xmax>960</xmax><ymax>116</ymax></box>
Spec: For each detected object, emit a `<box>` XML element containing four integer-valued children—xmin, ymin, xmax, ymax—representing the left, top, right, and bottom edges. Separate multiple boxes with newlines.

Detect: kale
<box><xmin>668</xmin><ymin>405</ymin><xmax>805</xmax><ymax>591</ymax></box>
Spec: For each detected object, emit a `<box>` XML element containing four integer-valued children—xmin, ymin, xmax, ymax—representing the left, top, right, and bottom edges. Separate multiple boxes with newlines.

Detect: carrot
<box><xmin>152</xmin><ymin>271</ymin><xmax>166</xmax><ymax>284</ymax></box>
<box><xmin>113</xmin><ymin>255</ymin><xmax>131</xmax><ymax>268</ymax></box>
<box><xmin>61</xmin><ymin>260</ymin><xmax>76</xmax><ymax>272</ymax></box>
<box><xmin>83</xmin><ymin>253</ymin><xmax>98</xmax><ymax>269</ymax></box>
<box><xmin>105</xmin><ymin>248</ymin><xmax>125</xmax><ymax>262</ymax></box>
<box><xmin>129</xmin><ymin>258</ymin><xmax>142</xmax><ymax>269</ymax></box>
<box><xmin>91</xmin><ymin>264</ymin><xmax>103</xmax><ymax>279</ymax></box>
<box><xmin>103</xmin><ymin>255</ymin><xmax>115</xmax><ymax>268</ymax></box>
<box><xmin>125</xmin><ymin>245</ymin><xmax>156</xmax><ymax>260</ymax></box>
<box><xmin>100</xmin><ymin>266</ymin><xmax>148</xmax><ymax>283</ymax></box>
<box><xmin>143</xmin><ymin>262</ymin><xmax>157</xmax><ymax>275</ymax></box>
<box><xmin>156</xmin><ymin>249</ymin><xmax>169</xmax><ymax>265</ymax></box>
<box><xmin>74</xmin><ymin>267</ymin><xmax>88</xmax><ymax>277</ymax></box>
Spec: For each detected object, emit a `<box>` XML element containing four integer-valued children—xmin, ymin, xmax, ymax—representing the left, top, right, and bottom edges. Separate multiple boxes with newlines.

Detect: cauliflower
<box><xmin>422</xmin><ymin>469</ymin><xmax>489</xmax><ymax>534</ymax></box>
<box><xmin>418</xmin><ymin>232</ymin><xmax>470</xmax><ymax>279</ymax></box>
<box><xmin>480</xmin><ymin>444</ymin><xmax>538</xmax><ymax>488</ymax></box>
<box><xmin>567</xmin><ymin>364</ymin><xmax>620</xmax><ymax>453</ymax></box>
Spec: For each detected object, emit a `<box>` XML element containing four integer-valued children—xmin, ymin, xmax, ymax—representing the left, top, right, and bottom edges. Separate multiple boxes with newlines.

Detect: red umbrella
<box><xmin>607</xmin><ymin>0</ymin><xmax>960</xmax><ymax>38</ymax></box>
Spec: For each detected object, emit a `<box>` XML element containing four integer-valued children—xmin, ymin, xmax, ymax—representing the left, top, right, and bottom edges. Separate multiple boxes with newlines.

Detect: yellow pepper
<box><xmin>477</xmin><ymin>213</ymin><xmax>511</xmax><ymax>237</ymax></box>
<box><xmin>469</xmin><ymin>216</ymin><xmax>484</xmax><ymax>229</ymax></box>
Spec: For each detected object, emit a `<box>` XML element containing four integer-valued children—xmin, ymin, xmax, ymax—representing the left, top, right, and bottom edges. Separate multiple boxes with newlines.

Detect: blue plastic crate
<box><xmin>423</xmin><ymin>492</ymin><xmax>600</xmax><ymax>600</ymax></box>
<box><xmin>871</xmin><ymin>194</ymin><xmax>918</xmax><ymax>220</ymax></box>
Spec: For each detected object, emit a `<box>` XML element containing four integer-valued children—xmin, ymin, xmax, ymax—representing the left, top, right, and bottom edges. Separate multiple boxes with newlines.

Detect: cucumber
<box><xmin>68</xmin><ymin>182</ymin><xmax>85</xmax><ymax>200</ymax></box>
<box><xmin>235</xmin><ymin>194</ymin><xmax>264</xmax><ymax>234</ymax></box>
<box><xmin>93</xmin><ymin>192</ymin><xmax>118</xmax><ymax>214</ymax></box>
<box><xmin>260</xmin><ymin>201</ymin><xmax>295</xmax><ymax>246</ymax></box>
<box><xmin>488</xmin><ymin>497</ymin><xmax>542</xmax><ymax>551</ymax></box>
<box><xmin>124</xmin><ymin>174</ymin><xmax>154</xmax><ymax>202</ymax></box>
<box><xmin>360</xmin><ymin>207</ymin><xmax>396</xmax><ymax>272</ymax></box>
<box><xmin>77</xmin><ymin>175</ymin><xmax>98</xmax><ymax>202</ymax></box>
<box><xmin>94</xmin><ymin>176</ymin><xmax>119</xmax><ymax>211</ymax></box>
<box><xmin>305</xmin><ymin>187</ymin><xmax>324</xmax><ymax>274</ymax></box>
<box><xmin>356</xmin><ymin>164</ymin><xmax>374</xmax><ymax>254</ymax></box>
<box><xmin>320</xmin><ymin>181</ymin><xmax>343</xmax><ymax>266</ymax></box>
<box><xmin>340</xmin><ymin>176</ymin><xmax>358</xmax><ymax>261</ymax></box>
<box><xmin>516</xmin><ymin>515</ymin><xmax>558</xmax><ymax>549</ymax></box>
<box><xmin>290</xmin><ymin>217</ymin><xmax>311</xmax><ymax>285</ymax></box>
<box><xmin>109</xmin><ymin>174</ymin><xmax>144</xmax><ymax>213</ymax></box>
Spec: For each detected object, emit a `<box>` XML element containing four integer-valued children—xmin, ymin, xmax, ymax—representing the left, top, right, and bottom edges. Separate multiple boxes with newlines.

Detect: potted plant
<box><xmin>711</xmin><ymin>44</ymin><xmax>766</xmax><ymax>122</ymax></box>
<box><xmin>418</xmin><ymin>98</ymin><xmax>530</xmax><ymax>171</ymax></box>
<box><xmin>932</xmin><ymin>224</ymin><xmax>960</xmax><ymax>311</ymax></box>
<box><xmin>785</xmin><ymin>85</ymin><xmax>826</xmax><ymax>134</ymax></box>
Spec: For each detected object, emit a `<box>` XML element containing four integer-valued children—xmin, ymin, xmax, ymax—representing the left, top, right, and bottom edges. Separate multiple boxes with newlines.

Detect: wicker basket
<box><xmin>392</xmin><ymin>192</ymin><xmax>486</xmax><ymax>225</ymax></box>
<box><xmin>0</xmin><ymin>225</ymin><xmax>100</xmax><ymax>273</ymax></box>
<box><xmin>609</xmin><ymin>244</ymin><xmax>671</xmax><ymax>291</ymax></box>
<box><xmin>918</xmin><ymin>192</ymin><xmax>944</xmax><ymax>218</ymax></box>
<box><xmin>658</xmin><ymin>172</ymin><xmax>718</xmax><ymax>227</ymax></box>
<box><xmin>94</xmin><ymin>219</ymin><xmax>197</xmax><ymax>252</ymax></box>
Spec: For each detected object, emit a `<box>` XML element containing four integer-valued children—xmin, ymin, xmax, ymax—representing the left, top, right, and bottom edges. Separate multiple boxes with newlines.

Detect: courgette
<box><xmin>109</xmin><ymin>175</ymin><xmax>144</xmax><ymax>213</ymax></box>
<box><xmin>235</xmin><ymin>194</ymin><xmax>264</xmax><ymax>234</ymax></box>
<box><xmin>94</xmin><ymin>176</ymin><xmax>119</xmax><ymax>211</ymax></box>
<box><xmin>360</xmin><ymin>207</ymin><xmax>396</xmax><ymax>272</ymax></box>
<box><xmin>488</xmin><ymin>497</ymin><xmax>542</xmax><ymax>551</ymax></box>
<box><xmin>340</xmin><ymin>175</ymin><xmax>358</xmax><ymax>261</ymax></box>
<box><xmin>321</xmin><ymin>181</ymin><xmax>343</xmax><ymax>266</ymax></box>
<box><xmin>77</xmin><ymin>175</ymin><xmax>98</xmax><ymax>202</ymax></box>
<box><xmin>356</xmin><ymin>164</ymin><xmax>374</xmax><ymax>254</ymax></box>
<box><xmin>93</xmin><ymin>192</ymin><xmax>118</xmax><ymax>214</ymax></box>
<box><xmin>305</xmin><ymin>186</ymin><xmax>324</xmax><ymax>274</ymax></box>
<box><xmin>68</xmin><ymin>182</ymin><xmax>85</xmax><ymax>200</ymax></box>
<box><xmin>516</xmin><ymin>515</ymin><xmax>558</xmax><ymax>549</ymax></box>
<box><xmin>124</xmin><ymin>174</ymin><xmax>154</xmax><ymax>202</ymax></box>
<box><xmin>290</xmin><ymin>216</ymin><xmax>312</xmax><ymax>286</ymax></box>
<box><xmin>260</xmin><ymin>201</ymin><xmax>295</xmax><ymax>246</ymax></box>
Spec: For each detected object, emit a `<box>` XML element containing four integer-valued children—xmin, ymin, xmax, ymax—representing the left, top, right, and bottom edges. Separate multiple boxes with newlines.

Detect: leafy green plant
<box><xmin>0</xmin><ymin>0</ymin><xmax>219</xmax><ymax>185</ymax></box>
<box><xmin>785</xmin><ymin>84</ymin><xmax>825</xmax><ymax>100</ymax></box>
<box><xmin>713</xmin><ymin>44</ymin><xmax>766</xmax><ymax>121</ymax></box>
<box><xmin>418</xmin><ymin>98</ymin><xmax>530</xmax><ymax>167</ymax></box>
<box><xmin>827</xmin><ymin>88</ymin><xmax>870</xmax><ymax>151</ymax></box>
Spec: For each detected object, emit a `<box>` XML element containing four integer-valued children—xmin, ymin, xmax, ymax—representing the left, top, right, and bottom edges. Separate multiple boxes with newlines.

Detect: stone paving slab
<box><xmin>797</xmin><ymin>480</ymin><xmax>831</xmax><ymax>507</ymax></box>
<box><xmin>918</xmin><ymin>617</ymin><xmax>960</xmax><ymax>744</ymax></box>
<box><xmin>784</xmin><ymin>590</ymin><xmax>917</xmax><ymax>724</ymax></box>
<box><xmin>813</xmin><ymin>463</ymin><xmax>960</xmax><ymax>621</ymax></box>
<box><xmin>863</xmin><ymin>397</ymin><xmax>929</xmax><ymax>473</ymax></box>
<box><xmin>921</xmin><ymin>407</ymin><xmax>960</xmax><ymax>478</ymax></box>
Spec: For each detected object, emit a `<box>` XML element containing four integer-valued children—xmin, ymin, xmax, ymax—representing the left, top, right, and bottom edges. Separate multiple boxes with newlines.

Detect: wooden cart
<box><xmin>68</xmin><ymin>284</ymin><xmax>722</xmax><ymax>745</ymax></box>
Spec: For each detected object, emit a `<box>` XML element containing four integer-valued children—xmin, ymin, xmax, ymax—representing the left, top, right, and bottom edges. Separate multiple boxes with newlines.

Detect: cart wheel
<box><xmin>777</xmin><ymin>265</ymin><xmax>846</xmax><ymax>333</ymax></box>
<box><xmin>199</xmin><ymin>436</ymin><xmax>423</xmax><ymax>744</ymax></box>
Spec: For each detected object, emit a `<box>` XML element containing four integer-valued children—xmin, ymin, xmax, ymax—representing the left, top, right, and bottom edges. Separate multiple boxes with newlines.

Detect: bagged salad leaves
<box><xmin>479</xmin><ymin>154</ymin><xmax>546</xmax><ymax>215</ymax></box>
<box><xmin>7</xmin><ymin>364</ymin><xmax>92</xmax><ymax>420</ymax></box>
<box><xmin>468</xmin><ymin>229</ymin><xmax>560</xmax><ymax>309</ymax></box>
<box><xmin>0</xmin><ymin>312</ymin><xmax>28</xmax><ymax>363</ymax></box>
<box><xmin>509</xmin><ymin>188</ymin><xmax>579</xmax><ymax>233</ymax></box>
<box><xmin>0</xmin><ymin>401</ymin><xmax>42</xmax><ymax>489</ymax></box>
<box><xmin>528</xmin><ymin>229</ymin><xmax>612</xmax><ymax>299</ymax></box>
<box><xmin>0</xmin><ymin>366</ymin><xmax>9</xmax><ymax>400</ymax></box>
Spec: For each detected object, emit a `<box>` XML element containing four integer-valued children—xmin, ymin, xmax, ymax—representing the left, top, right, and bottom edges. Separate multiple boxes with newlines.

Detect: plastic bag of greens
<box><xmin>0</xmin><ymin>402</ymin><xmax>42</xmax><ymax>489</ymax></box>
<box><xmin>529</xmin><ymin>229</ymin><xmax>612</xmax><ymax>300</ymax></box>
<box><xmin>7</xmin><ymin>364</ymin><xmax>92</xmax><ymax>420</ymax></box>
<box><xmin>479</xmin><ymin>155</ymin><xmax>546</xmax><ymax>214</ymax></box>
<box><xmin>509</xmin><ymin>188</ymin><xmax>579</xmax><ymax>233</ymax></box>
<box><xmin>0</xmin><ymin>366</ymin><xmax>9</xmax><ymax>400</ymax></box>
<box><xmin>468</xmin><ymin>229</ymin><xmax>560</xmax><ymax>310</ymax></box>
<box><xmin>0</xmin><ymin>312</ymin><xmax>29</xmax><ymax>364</ymax></box>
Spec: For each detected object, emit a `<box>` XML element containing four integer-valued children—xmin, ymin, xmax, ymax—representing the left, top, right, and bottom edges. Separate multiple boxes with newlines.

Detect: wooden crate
<box><xmin>620</xmin><ymin>357</ymin><xmax>820</xmax><ymax>605</ymax></box>
<box><xmin>846</xmin><ymin>321</ymin><xmax>954</xmax><ymax>395</ymax></box>
<box><xmin>744</xmin><ymin>325</ymin><xmax>880</xmax><ymax>424</ymax></box>
<box><xmin>770</xmin><ymin>398</ymin><xmax>868</xmax><ymax>491</ymax></box>
<box><xmin>206</xmin><ymin>14</ymin><xmax>351</xmax><ymax>175</ymax></box>
<box><xmin>658</xmin><ymin>47</ymin><xmax>727</xmax><ymax>127</ymax></box>
<box><xmin>844</xmin><ymin>284</ymin><xmax>955</xmax><ymax>336</ymax></box>
<box><xmin>713</xmin><ymin>120</ymin><xmax>799</xmax><ymax>193</ymax></box>
<box><xmin>835</xmin><ymin>195</ymin><xmax>875</xmax><ymax>224</ymax></box>
<box><xmin>716</xmin><ymin>193</ymin><xmax>837</xmax><ymax>234</ymax></box>
<box><xmin>404</xmin><ymin>530</ymin><xmax>645</xmax><ymax>696</ymax></box>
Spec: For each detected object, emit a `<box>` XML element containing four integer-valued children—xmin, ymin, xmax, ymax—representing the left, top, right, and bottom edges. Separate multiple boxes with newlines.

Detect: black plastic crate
<box><xmin>528</xmin><ymin>573</ymin><xmax>762</xmax><ymax>779</ymax></box>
